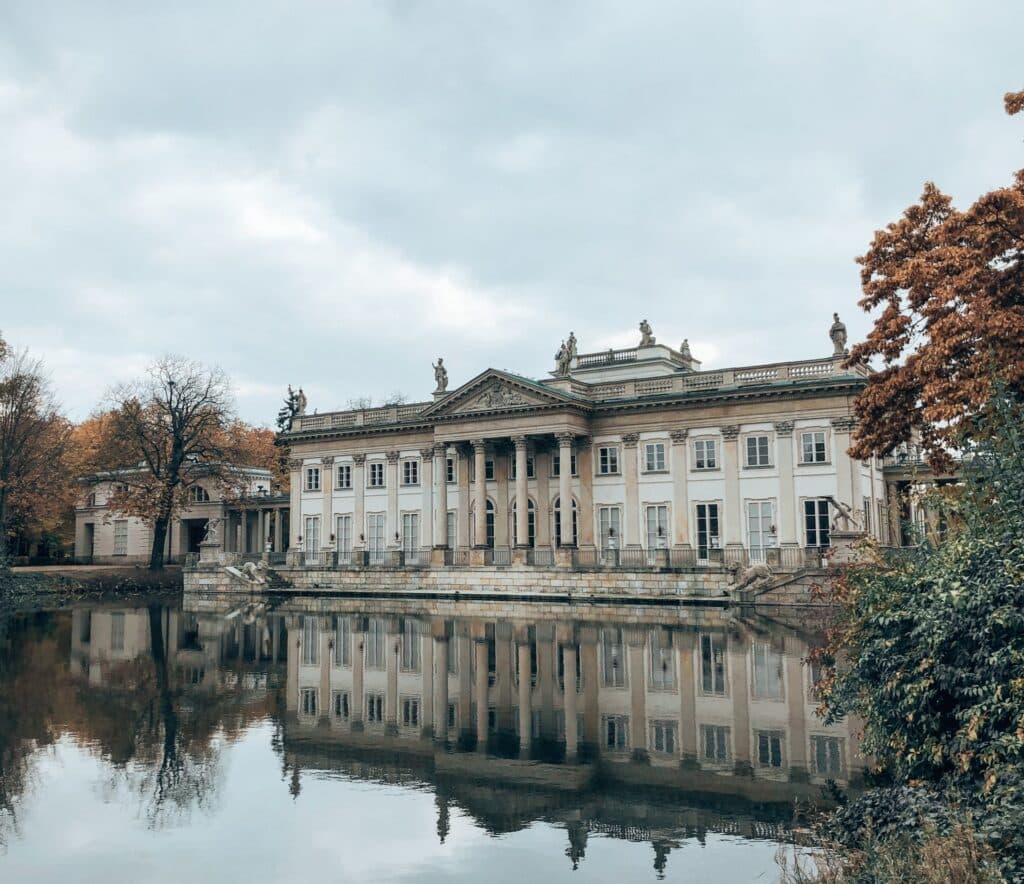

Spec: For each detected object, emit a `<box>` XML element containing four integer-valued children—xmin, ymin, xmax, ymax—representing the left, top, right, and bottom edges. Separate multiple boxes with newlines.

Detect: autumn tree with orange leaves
<box><xmin>848</xmin><ymin>90</ymin><xmax>1024</xmax><ymax>470</ymax></box>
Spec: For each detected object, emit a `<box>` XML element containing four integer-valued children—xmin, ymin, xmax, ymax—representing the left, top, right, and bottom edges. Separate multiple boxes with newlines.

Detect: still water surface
<box><xmin>0</xmin><ymin>594</ymin><xmax>859</xmax><ymax>882</ymax></box>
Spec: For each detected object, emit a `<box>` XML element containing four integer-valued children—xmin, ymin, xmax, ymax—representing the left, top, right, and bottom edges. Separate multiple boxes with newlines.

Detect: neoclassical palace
<box><xmin>280</xmin><ymin>319</ymin><xmax>902</xmax><ymax>569</ymax></box>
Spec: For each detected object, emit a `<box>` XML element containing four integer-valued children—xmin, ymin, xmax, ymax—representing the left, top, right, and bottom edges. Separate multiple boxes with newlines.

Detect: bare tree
<box><xmin>0</xmin><ymin>336</ymin><xmax>69</xmax><ymax>564</ymax></box>
<box><xmin>102</xmin><ymin>356</ymin><xmax>237</xmax><ymax>570</ymax></box>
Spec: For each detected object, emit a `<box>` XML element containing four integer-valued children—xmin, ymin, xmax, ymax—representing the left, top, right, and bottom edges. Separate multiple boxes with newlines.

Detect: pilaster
<box><xmin>774</xmin><ymin>421</ymin><xmax>798</xmax><ymax>547</ymax></box>
<box><xmin>720</xmin><ymin>425</ymin><xmax>742</xmax><ymax>551</ymax></box>
<box><xmin>669</xmin><ymin>429</ymin><xmax>690</xmax><ymax>548</ymax></box>
<box><xmin>621</xmin><ymin>433</ymin><xmax>640</xmax><ymax>547</ymax></box>
<box><xmin>386</xmin><ymin>451</ymin><xmax>400</xmax><ymax>550</ymax></box>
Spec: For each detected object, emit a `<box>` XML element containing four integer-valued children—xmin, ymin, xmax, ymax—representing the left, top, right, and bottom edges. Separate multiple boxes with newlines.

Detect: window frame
<box><xmin>336</xmin><ymin>464</ymin><xmax>352</xmax><ymax>490</ymax></box>
<box><xmin>803</xmin><ymin>498</ymin><xmax>831</xmax><ymax>547</ymax></box>
<box><xmin>304</xmin><ymin>466</ymin><xmax>321</xmax><ymax>492</ymax></box>
<box><xmin>401</xmin><ymin>459</ymin><xmax>419</xmax><ymax>486</ymax></box>
<box><xmin>798</xmin><ymin>429</ymin><xmax>830</xmax><ymax>465</ymax></box>
<box><xmin>368</xmin><ymin>461</ymin><xmax>386</xmax><ymax>488</ymax></box>
<box><xmin>642</xmin><ymin>441</ymin><xmax>667</xmax><ymax>473</ymax></box>
<box><xmin>446</xmin><ymin>456</ymin><xmax>456</xmax><ymax>484</ymax></box>
<box><xmin>692</xmin><ymin>438</ymin><xmax>719</xmax><ymax>471</ymax></box>
<box><xmin>597</xmin><ymin>445</ymin><xmax>620</xmax><ymax>476</ymax></box>
<box><xmin>743</xmin><ymin>433</ymin><xmax>772</xmax><ymax>468</ymax></box>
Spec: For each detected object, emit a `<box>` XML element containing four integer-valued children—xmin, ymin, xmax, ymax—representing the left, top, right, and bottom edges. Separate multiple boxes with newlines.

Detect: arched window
<box><xmin>189</xmin><ymin>485</ymin><xmax>211</xmax><ymax>503</ymax></box>
<box><xmin>470</xmin><ymin>499</ymin><xmax>496</xmax><ymax>548</ymax></box>
<box><xmin>553</xmin><ymin>497</ymin><xmax>578</xmax><ymax>547</ymax></box>
<box><xmin>86</xmin><ymin>492</ymin><xmax>96</xmax><ymax>507</ymax></box>
<box><xmin>512</xmin><ymin>499</ymin><xmax>536</xmax><ymax>547</ymax></box>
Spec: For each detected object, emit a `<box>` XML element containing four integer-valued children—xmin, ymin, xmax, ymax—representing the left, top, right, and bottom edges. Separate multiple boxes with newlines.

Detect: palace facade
<box><xmin>280</xmin><ymin>320</ymin><xmax>897</xmax><ymax>569</ymax></box>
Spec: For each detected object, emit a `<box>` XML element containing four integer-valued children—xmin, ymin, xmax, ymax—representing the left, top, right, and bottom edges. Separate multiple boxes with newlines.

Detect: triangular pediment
<box><xmin>423</xmin><ymin>369</ymin><xmax>584</xmax><ymax>419</ymax></box>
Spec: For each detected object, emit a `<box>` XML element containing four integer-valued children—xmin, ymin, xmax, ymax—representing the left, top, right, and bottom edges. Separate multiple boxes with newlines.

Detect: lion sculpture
<box><xmin>724</xmin><ymin>560</ymin><xmax>774</xmax><ymax>595</ymax></box>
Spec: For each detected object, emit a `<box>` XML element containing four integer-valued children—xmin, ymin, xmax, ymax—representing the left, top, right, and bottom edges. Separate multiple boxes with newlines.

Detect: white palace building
<box><xmin>278</xmin><ymin>318</ymin><xmax>915</xmax><ymax>572</ymax></box>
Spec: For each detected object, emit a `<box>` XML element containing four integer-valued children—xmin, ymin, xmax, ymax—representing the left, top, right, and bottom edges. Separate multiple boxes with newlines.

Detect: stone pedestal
<box><xmin>830</xmin><ymin>530</ymin><xmax>868</xmax><ymax>565</ymax></box>
<box><xmin>554</xmin><ymin>546</ymin><xmax>575</xmax><ymax>568</ymax></box>
<box><xmin>431</xmin><ymin>546</ymin><xmax>448</xmax><ymax>567</ymax></box>
<box><xmin>512</xmin><ymin>545</ymin><xmax>530</xmax><ymax>566</ymax></box>
<box><xmin>199</xmin><ymin>540</ymin><xmax>223</xmax><ymax>566</ymax></box>
<box><xmin>470</xmin><ymin>546</ymin><xmax>487</xmax><ymax>566</ymax></box>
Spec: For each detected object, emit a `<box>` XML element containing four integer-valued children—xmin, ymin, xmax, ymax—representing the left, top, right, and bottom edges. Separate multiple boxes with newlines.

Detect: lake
<box><xmin>0</xmin><ymin>592</ymin><xmax>858</xmax><ymax>882</ymax></box>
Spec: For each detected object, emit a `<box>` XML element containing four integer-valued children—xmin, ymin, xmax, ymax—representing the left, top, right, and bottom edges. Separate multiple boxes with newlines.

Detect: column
<box><xmin>775</xmin><ymin>421</ymin><xmax>798</xmax><ymax>548</ymax></box>
<box><xmin>457</xmin><ymin>445</ymin><xmax>471</xmax><ymax>551</ymax></box>
<box><xmin>669</xmin><ymin>430</ymin><xmax>690</xmax><ymax>549</ymax></box>
<box><xmin>676</xmin><ymin>631</ymin><xmax>698</xmax><ymax>767</ymax></box>
<box><xmin>562</xmin><ymin>643</ymin><xmax>579</xmax><ymax>759</ymax></box>
<box><xmin>786</xmin><ymin>645</ymin><xmax>809</xmax><ymax>782</ymax></box>
<box><xmin>579</xmin><ymin>627</ymin><xmax>599</xmax><ymax>749</ymax></box>
<box><xmin>627</xmin><ymin>628</ymin><xmax>648</xmax><ymax>762</ymax></box>
<box><xmin>288</xmin><ymin>459</ymin><xmax>302</xmax><ymax>551</ymax></box>
<box><xmin>421</xmin><ymin>625</ymin><xmax>434</xmax><ymax>739</ymax></box>
<box><xmin>351</xmin><ymin>618</ymin><xmax>365</xmax><ymax>731</ymax></box>
<box><xmin>420</xmin><ymin>447</ymin><xmax>435</xmax><ymax>551</ymax></box>
<box><xmin>472</xmin><ymin>439</ymin><xmax>487</xmax><ymax>548</ymax></box>
<box><xmin>318</xmin><ymin>620</ymin><xmax>332</xmax><ymax>725</ymax></box>
<box><xmin>495</xmin><ymin>621</ymin><xmax>514</xmax><ymax>733</ymax></box>
<box><xmin>474</xmin><ymin>636</ymin><xmax>489</xmax><ymax>748</ymax></box>
<box><xmin>535</xmin><ymin>443</ymin><xmax>552</xmax><ymax>548</ymax></box>
<box><xmin>721</xmin><ymin>425</ymin><xmax>742</xmax><ymax>551</ymax></box>
<box><xmin>576</xmin><ymin>438</ymin><xmax>595</xmax><ymax>549</ymax></box>
<box><xmin>433</xmin><ymin>444</ymin><xmax>449</xmax><ymax>550</ymax></box>
<box><xmin>320</xmin><ymin>457</ymin><xmax>334</xmax><ymax>555</ymax></box>
<box><xmin>622</xmin><ymin>433</ymin><xmax>640</xmax><ymax>547</ymax></box>
<box><xmin>831</xmin><ymin>417</ymin><xmax>859</xmax><ymax>515</ymax></box>
<box><xmin>730</xmin><ymin>632</ymin><xmax>752</xmax><ymax>774</ymax></box>
<box><xmin>516</xmin><ymin>628</ymin><xmax>532</xmax><ymax>757</ymax></box>
<box><xmin>353</xmin><ymin>455</ymin><xmax>366</xmax><ymax>554</ymax></box>
<box><xmin>386</xmin><ymin>451</ymin><xmax>400</xmax><ymax>550</ymax></box>
<box><xmin>433</xmin><ymin>623</ymin><xmax>450</xmax><ymax>740</ymax></box>
<box><xmin>285</xmin><ymin>616</ymin><xmax>299</xmax><ymax>713</ymax></box>
<box><xmin>556</xmin><ymin>433</ymin><xmax>575</xmax><ymax>548</ymax></box>
<box><xmin>513</xmin><ymin>436</ymin><xmax>529</xmax><ymax>549</ymax></box>
<box><xmin>274</xmin><ymin>506</ymin><xmax>283</xmax><ymax>552</ymax></box>
<box><xmin>886</xmin><ymin>481</ymin><xmax>900</xmax><ymax>546</ymax></box>
<box><xmin>457</xmin><ymin>624</ymin><xmax>473</xmax><ymax>742</ymax></box>
<box><xmin>536</xmin><ymin>622</ymin><xmax>556</xmax><ymax>740</ymax></box>
<box><xmin>494</xmin><ymin>445</ymin><xmax>510</xmax><ymax>548</ymax></box>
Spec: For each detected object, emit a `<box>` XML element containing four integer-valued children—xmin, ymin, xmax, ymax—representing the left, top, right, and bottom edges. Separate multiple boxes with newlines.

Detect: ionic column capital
<box><xmin>720</xmin><ymin>425</ymin><xmax>740</xmax><ymax>441</ymax></box>
<box><xmin>320</xmin><ymin>455</ymin><xmax>335</xmax><ymax>466</ymax></box>
<box><xmin>575</xmin><ymin>435</ymin><xmax>592</xmax><ymax>450</ymax></box>
<box><xmin>773</xmin><ymin>420</ymin><xmax>795</xmax><ymax>437</ymax></box>
<box><xmin>352</xmin><ymin>453</ymin><xmax>366</xmax><ymax>466</ymax></box>
<box><xmin>621</xmin><ymin>432</ymin><xmax>640</xmax><ymax>448</ymax></box>
<box><xmin>385</xmin><ymin>450</ymin><xmax>400</xmax><ymax>463</ymax></box>
<box><xmin>555</xmin><ymin>432</ymin><xmax>575</xmax><ymax>448</ymax></box>
<box><xmin>511</xmin><ymin>435</ymin><xmax>529</xmax><ymax>450</ymax></box>
<box><xmin>830</xmin><ymin>416</ymin><xmax>858</xmax><ymax>433</ymax></box>
<box><xmin>470</xmin><ymin>438</ymin><xmax>487</xmax><ymax>453</ymax></box>
<box><xmin>669</xmin><ymin>428</ymin><xmax>689</xmax><ymax>444</ymax></box>
<box><xmin>419</xmin><ymin>447</ymin><xmax>435</xmax><ymax>460</ymax></box>
<box><xmin>287</xmin><ymin>458</ymin><xmax>303</xmax><ymax>471</ymax></box>
<box><xmin>433</xmin><ymin>443</ymin><xmax>448</xmax><ymax>458</ymax></box>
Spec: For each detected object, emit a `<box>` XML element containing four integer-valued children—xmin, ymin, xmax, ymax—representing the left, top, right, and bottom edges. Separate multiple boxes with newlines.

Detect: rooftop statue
<box><xmin>433</xmin><ymin>358</ymin><xmax>448</xmax><ymax>393</ymax></box>
<box><xmin>554</xmin><ymin>340</ymin><xmax>571</xmax><ymax>377</ymax></box>
<box><xmin>566</xmin><ymin>331</ymin><xmax>578</xmax><ymax>360</ymax></box>
<box><xmin>639</xmin><ymin>319</ymin><xmax>656</xmax><ymax>347</ymax></box>
<box><xmin>830</xmin><ymin>313</ymin><xmax>848</xmax><ymax>356</ymax></box>
<box><xmin>679</xmin><ymin>338</ymin><xmax>692</xmax><ymax>360</ymax></box>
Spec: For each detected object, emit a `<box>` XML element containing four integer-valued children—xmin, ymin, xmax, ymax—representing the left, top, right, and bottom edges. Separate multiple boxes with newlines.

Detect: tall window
<box><xmin>800</xmin><ymin>431</ymin><xmax>828</xmax><ymax>464</ymax></box>
<box><xmin>301</xmin><ymin>616</ymin><xmax>319</xmax><ymax>666</ymax></box>
<box><xmin>751</xmin><ymin>640</ymin><xmax>785</xmax><ymax>701</ymax></box>
<box><xmin>745</xmin><ymin>435</ymin><xmax>771</xmax><ymax>467</ymax></box>
<box><xmin>368</xmin><ymin>462</ymin><xmax>385</xmax><ymax>487</ymax></box>
<box><xmin>510</xmin><ymin>456</ymin><xmax>535</xmax><ymax>479</ymax></box>
<box><xmin>446</xmin><ymin>456</ymin><xmax>455</xmax><ymax>483</ymax></box>
<box><xmin>600</xmin><ymin>628</ymin><xmax>626</xmax><ymax>687</ymax></box>
<box><xmin>862</xmin><ymin>496</ymin><xmax>872</xmax><ymax>534</ymax></box>
<box><xmin>446</xmin><ymin>511</ymin><xmax>457</xmax><ymax>548</ymax></box>
<box><xmin>401</xmin><ymin>512</ymin><xmax>419</xmax><ymax>554</ymax></box>
<box><xmin>109</xmin><ymin>612</ymin><xmax>125</xmax><ymax>651</ymax></box>
<box><xmin>400</xmin><ymin>622</ymin><xmax>421</xmax><ymax>672</ymax></box>
<box><xmin>649</xmin><ymin>721</ymin><xmax>677</xmax><ymax>754</ymax></box>
<box><xmin>188</xmin><ymin>485</ymin><xmax>210</xmax><ymax>502</ymax></box>
<box><xmin>367</xmin><ymin>513</ymin><xmax>385</xmax><ymax>564</ymax></box>
<box><xmin>645</xmin><ymin>505</ymin><xmax>669</xmax><ymax>549</ymax></box>
<box><xmin>804</xmin><ymin>499</ymin><xmax>830</xmax><ymax>547</ymax></box>
<box><xmin>365</xmin><ymin>618</ymin><xmax>386</xmax><ymax>669</ymax></box>
<box><xmin>332</xmin><ymin>691</ymin><xmax>350</xmax><ymax>720</ymax></box>
<box><xmin>693</xmin><ymin>439</ymin><xmax>717</xmax><ymax>470</ymax></box>
<box><xmin>485</xmin><ymin>459</ymin><xmax>495</xmax><ymax>481</ymax></box>
<box><xmin>366</xmin><ymin>693</ymin><xmax>384</xmax><ymax>722</ymax></box>
<box><xmin>551</xmin><ymin>452</ymin><xmax>577</xmax><ymax>477</ymax></box>
<box><xmin>334</xmin><ymin>617</ymin><xmax>352</xmax><ymax>667</ymax></box>
<box><xmin>303</xmin><ymin>516</ymin><xmax>320</xmax><ymax>559</ymax></box>
<box><xmin>336</xmin><ymin>514</ymin><xmax>353</xmax><ymax>561</ymax></box>
<box><xmin>305</xmin><ymin>467</ymin><xmax>320</xmax><ymax>491</ymax></box>
<box><xmin>700</xmin><ymin>633</ymin><xmax>727</xmax><ymax>695</ymax></box>
<box><xmin>811</xmin><ymin>736</ymin><xmax>845</xmax><ymax>775</ymax></box>
<box><xmin>643</xmin><ymin>442</ymin><xmax>666</xmax><ymax>472</ymax></box>
<box><xmin>747</xmin><ymin>500</ymin><xmax>774</xmax><ymax>562</ymax></box>
<box><xmin>402</xmin><ymin>460</ymin><xmax>419</xmax><ymax>486</ymax></box>
<box><xmin>512</xmin><ymin>500</ymin><xmax>535</xmax><ymax>547</ymax></box>
<box><xmin>649</xmin><ymin>632</ymin><xmax>676</xmax><ymax>690</ymax></box>
<box><xmin>700</xmin><ymin>725</ymin><xmax>731</xmax><ymax>763</ymax></box>
<box><xmin>602</xmin><ymin>715</ymin><xmax>630</xmax><ymax>750</ymax></box>
<box><xmin>598</xmin><ymin>446</ymin><xmax>619</xmax><ymax>475</ymax></box>
<box><xmin>113</xmin><ymin>520</ymin><xmax>128</xmax><ymax>556</ymax></box>
<box><xmin>336</xmin><ymin>464</ymin><xmax>352</xmax><ymax>489</ymax></box>
<box><xmin>402</xmin><ymin>697</ymin><xmax>421</xmax><ymax>728</ymax></box>
<box><xmin>695</xmin><ymin>503</ymin><xmax>720</xmax><ymax>560</ymax></box>
<box><xmin>553</xmin><ymin>497</ymin><xmax>577</xmax><ymax>547</ymax></box>
<box><xmin>598</xmin><ymin>506</ymin><xmax>621</xmax><ymax>551</ymax></box>
<box><xmin>300</xmin><ymin>688</ymin><xmax>319</xmax><ymax>717</ymax></box>
<box><xmin>756</xmin><ymin>730</ymin><xmax>785</xmax><ymax>769</ymax></box>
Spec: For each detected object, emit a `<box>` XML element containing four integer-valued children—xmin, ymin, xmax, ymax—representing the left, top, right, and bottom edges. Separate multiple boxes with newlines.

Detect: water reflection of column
<box><xmin>676</xmin><ymin>631</ymin><xmax>698</xmax><ymax>767</ymax></box>
<box><xmin>536</xmin><ymin>622</ymin><xmax>556</xmax><ymax>739</ymax></box>
<box><xmin>421</xmin><ymin>623</ymin><xmax>434</xmax><ymax>739</ymax></box>
<box><xmin>495</xmin><ymin>622</ymin><xmax>514</xmax><ymax>734</ymax></box>
<box><xmin>319</xmin><ymin>618</ymin><xmax>332</xmax><ymax>725</ymax></box>
<box><xmin>432</xmin><ymin>620</ymin><xmax>450</xmax><ymax>740</ymax></box>
<box><xmin>351</xmin><ymin>618</ymin><xmax>365</xmax><ymax>732</ymax></box>
<box><xmin>627</xmin><ymin>628</ymin><xmax>648</xmax><ymax>762</ymax></box>
<box><xmin>474</xmin><ymin>634</ymin><xmax>489</xmax><ymax>749</ymax></box>
<box><xmin>730</xmin><ymin>631</ymin><xmax>752</xmax><ymax>774</ymax></box>
<box><xmin>562</xmin><ymin>643</ymin><xmax>579</xmax><ymax>760</ymax></box>
<box><xmin>386</xmin><ymin>618</ymin><xmax>400</xmax><ymax>735</ymax></box>
<box><xmin>786</xmin><ymin>641</ymin><xmax>809</xmax><ymax>782</ymax></box>
<box><xmin>516</xmin><ymin>626</ymin><xmax>532</xmax><ymax>758</ymax></box>
<box><xmin>579</xmin><ymin>626</ymin><xmax>599</xmax><ymax>749</ymax></box>
<box><xmin>286</xmin><ymin>615</ymin><xmax>299</xmax><ymax>712</ymax></box>
<box><xmin>457</xmin><ymin>623</ymin><xmax>473</xmax><ymax>742</ymax></box>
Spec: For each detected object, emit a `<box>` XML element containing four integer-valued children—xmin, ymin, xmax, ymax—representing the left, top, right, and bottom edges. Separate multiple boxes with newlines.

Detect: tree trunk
<box><xmin>0</xmin><ymin>485</ymin><xmax>8</xmax><ymax>563</ymax></box>
<box><xmin>150</xmin><ymin>516</ymin><xmax>169</xmax><ymax>571</ymax></box>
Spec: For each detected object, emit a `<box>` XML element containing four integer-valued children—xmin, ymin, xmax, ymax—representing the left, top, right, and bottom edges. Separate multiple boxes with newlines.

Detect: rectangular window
<box><xmin>303</xmin><ymin>516</ymin><xmax>320</xmax><ymax>560</ymax></box>
<box><xmin>747</xmin><ymin>500</ymin><xmax>775</xmax><ymax>562</ymax></box>
<box><xmin>510</xmin><ymin>456</ymin><xmax>535</xmax><ymax>479</ymax></box>
<box><xmin>863</xmin><ymin>497</ymin><xmax>872</xmax><ymax>534</ymax></box>
<box><xmin>336</xmin><ymin>464</ymin><xmax>352</xmax><ymax>489</ymax></box>
<box><xmin>649</xmin><ymin>632</ymin><xmax>676</xmax><ymax>690</ymax></box>
<box><xmin>800</xmin><ymin>431</ymin><xmax>828</xmax><ymax>464</ymax></box>
<box><xmin>402</xmin><ymin>697</ymin><xmax>420</xmax><ymax>728</ymax></box>
<box><xmin>811</xmin><ymin>736</ymin><xmax>845</xmax><ymax>775</ymax></box>
<box><xmin>700</xmin><ymin>633</ymin><xmax>727</xmax><ymax>695</ymax></box>
<box><xmin>645</xmin><ymin>505</ymin><xmax>669</xmax><ymax>549</ymax></box>
<box><xmin>804</xmin><ymin>499</ymin><xmax>831</xmax><ymax>547</ymax></box>
<box><xmin>367</xmin><ymin>513</ymin><xmax>385</xmax><ymax>564</ymax></box>
<box><xmin>366</xmin><ymin>693</ymin><xmax>384</xmax><ymax>722</ymax></box>
<box><xmin>113</xmin><ymin>520</ymin><xmax>128</xmax><ymax>556</ymax></box>
<box><xmin>598</xmin><ymin>446</ymin><xmax>620</xmax><ymax>475</ymax></box>
<box><xmin>365</xmin><ymin>617</ymin><xmax>386</xmax><ymax>669</ymax></box>
<box><xmin>756</xmin><ymin>730</ymin><xmax>785</xmax><ymax>768</ymax></box>
<box><xmin>368</xmin><ymin>462</ymin><xmax>385</xmax><ymax>487</ymax></box>
<box><xmin>300</xmin><ymin>688</ymin><xmax>318</xmax><ymax>717</ymax></box>
<box><xmin>447</xmin><ymin>703</ymin><xmax>458</xmax><ymax>730</ymax></box>
<box><xmin>745</xmin><ymin>435</ymin><xmax>771</xmax><ymax>467</ymax></box>
<box><xmin>110</xmin><ymin>612</ymin><xmax>125</xmax><ymax>651</ymax></box>
<box><xmin>485</xmin><ymin>459</ymin><xmax>495</xmax><ymax>481</ymax></box>
<box><xmin>446</xmin><ymin>510</ymin><xmax>457</xmax><ymax>549</ymax></box>
<box><xmin>402</xmin><ymin>460</ymin><xmax>419</xmax><ymax>486</ymax></box>
<box><xmin>695</xmin><ymin>503</ymin><xmax>720</xmax><ymax>560</ymax></box>
<box><xmin>693</xmin><ymin>439</ymin><xmax>717</xmax><ymax>470</ymax></box>
<box><xmin>305</xmin><ymin>467</ymin><xmax>321</xmax><ymax>491</ymax></box>
<box><xmin>446</xmin><ymin>456</ymin><xmax>455</xmax><ymax>484</ymax></box>
<box><xmin>332</xmin><ymin>690</ymin><xmax>350</xmax><ymax>720</ymax></box>
<box><xmin>600</xmin><ymin>628</ymin><xmax>626</xmax><ymax>688</ymax></box>
<box><xmin>336</xmin><ymin>514</ymin><xmax>353</xmax><ymax>562</ymax></box>
<box><xmin>751</xmin><ymin>640</ymin><xmax>785</xmax><ymax>701</ymax></box>
<box><xmin>598</xmin><ymin>506</ymin><xmax>621</xmax><ymax>552</ymax></box>
<box><xmin>551</xmin><ymin>452</ymin><xmax>577</xmax><ymax>477</ymax></box>
<box><xmin>644</xmin><ymin>442</ymin><xmax>666</xmax><ymax>472</ymax></box>
<box><xmin>602</xmin><ymin>715</ymin><xmax>630</xmax><ymax>750</ymax></box>
<box><xmin>301</xmin><ymin>616</ymin><xmax>319</xmax><ymax>666</ymax></box>
<box><xmin>701</xmin><ymin>724</ymin><xmax>732</xmax><ymax>763</ymax></box>
<box><xmin>401</xmin><ymin>512</ymin><xmax>419</xmax><ymax>554</ymax></box>
<box><xmin>334</xmin><ymin>617</ymin><xmax>352</xmax><ymax>667</ymax></box>
<box><xmin>400</xmin><ymin>621</ymin><xmax>421</xmax><ymax>672</ymax></box>
<box><xmin>650</xmin><ymin>720</ymin><xmax>677</xmax><ymax>754</ymax></box>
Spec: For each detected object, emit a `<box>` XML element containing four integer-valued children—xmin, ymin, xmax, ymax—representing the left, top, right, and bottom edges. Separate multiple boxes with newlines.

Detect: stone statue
<box><xmin>725</xmin><ymin>560</ymin><xmax>774</xmax><ymax>595</ymax></box>
<box><xmin>226</xmin><ymin>561</ymin><xmax>268</xmax><ymax>585</ymax></box>
<box><xmin>554</xmin><ymin>341</ymin><xmax>571</xmax><ymax>377</ymax></box>
<box><xmin>276</xmin><ymin>385</ymin><xmax>308</xmax><ymax>430</ymax></box>
<box><xmin>566</xmin><ymin>332</ymin><xmax>578</xmax><ymax>360</ymax></box>
<box><xmin>830</xmin><ymin>313</ymin><xmax>848</xmax><ymax>356</ymax></box>
<box><xmin>825</xmin><ymin>496</ymin><xmax>862</xmax><ymax>532</ymax></box>
<box><xmin>433</xmin><ymin>358</ymin><xmax>448</xmax><ymax>393</ymax></box>
<box><xmin>203</xmin><ymin>518</ymin><xmax>220</xmax><ymax>544</ymax></box>
<box><xmin>639</xmin><ymin>319</ymin><xmax>655</xmax><ymax>347</ymax></box>
<box><xmin>295</xmin><ymin>387</ymin><xmax>308</xmax><ymax>415</ymax></box>
<box><xmin>679</xmin><ymin>338</ymin><xmax>692</xmax><ymax>360</ymax></box>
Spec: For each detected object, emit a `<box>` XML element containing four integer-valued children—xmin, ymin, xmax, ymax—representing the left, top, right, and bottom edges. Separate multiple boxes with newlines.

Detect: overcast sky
<box><xmin>1</xmin><ymin>1</ymin><xmax>1021</xmax><ymax>425</ymax></box>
